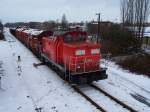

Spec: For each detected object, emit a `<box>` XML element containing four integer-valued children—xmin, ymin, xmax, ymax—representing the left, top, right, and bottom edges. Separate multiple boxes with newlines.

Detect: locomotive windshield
<box><xmin>76</xmin><ymin>34</ymin><xmax>85</xmax><ymax>42</ymax></box>
<box><xmin>64</xmin><ymin>33</ymin><xmax>86</xmax><ymax>43</ymax></box>
<box><xmin>64</xmin><ymin>34</ymin><xmax>73</xmax><ymax>43</ymax></box>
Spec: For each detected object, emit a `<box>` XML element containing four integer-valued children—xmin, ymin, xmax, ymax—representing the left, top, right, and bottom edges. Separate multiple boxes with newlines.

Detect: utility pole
<box><xmin>96</xmin><ymin>13</ymin><xmax>101</xmax><ymax>43</ymax></box>
<box><xmin>0</xmin><ymin>76</ymin><xmax>1</xmax><ymax>89</ymax></box>
<box><xmin>56</xmin><ymin>19</ymin><xmax>59</xmax><ymax>31</ymax></box>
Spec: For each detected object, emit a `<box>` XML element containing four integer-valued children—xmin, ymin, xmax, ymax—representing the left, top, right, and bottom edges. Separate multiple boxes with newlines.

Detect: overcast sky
<box><xmin>0</xmin><ymin>0</ymin><xmax>121</xmax><ymax>23</ymax></box>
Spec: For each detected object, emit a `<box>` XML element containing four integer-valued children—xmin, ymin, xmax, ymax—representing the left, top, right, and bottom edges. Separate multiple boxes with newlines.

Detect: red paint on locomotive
<box><xmin>10</xmin><ymin>27</ymin><xmax>107</xmax><ymax>84</ymax></box>
<box><xmin>42</xmin><ymin>31</ymin><xmax>102</xmax><ymax>74</ymax></box>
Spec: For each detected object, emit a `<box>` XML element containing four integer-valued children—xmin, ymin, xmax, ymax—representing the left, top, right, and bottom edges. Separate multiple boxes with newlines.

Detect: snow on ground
<box><xmin>1</xmin><ymin>28</ymin><xmax>150</xmax><ymax>112</ymax></box>
<box><xmin>95</xmin><ymin>60</ymin><xmax>150</xmax><ymax>112</ymax></box>
<box><xmin>0</xmin><ymin>41</ymin><xmax>34</xmax><ymax>112</ymax></box>
<box><xmin>80</xmin><ymin>85</ymin><xmax>129</xmax><ymax>112</ymax></box>
<box><xmin>0</xmin><ymin>28</ymin><xmax>98</xmax><ymax>112</ymax></box>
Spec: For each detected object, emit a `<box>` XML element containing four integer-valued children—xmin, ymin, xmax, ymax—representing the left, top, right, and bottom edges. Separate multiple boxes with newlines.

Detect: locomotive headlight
<box><xmin>75</xmin><ymin>50</ymin><xmax>85</xmax><ymax>56</ymax></box>
<box><xmin>77</xmin><ymin>64</ymin><xmax>81</xmax><ymax>69</ymax></box>
<box><xmin>91</xmin><ymin>49</ymin><xmax>100</xmax><ymax>54</ymax></box>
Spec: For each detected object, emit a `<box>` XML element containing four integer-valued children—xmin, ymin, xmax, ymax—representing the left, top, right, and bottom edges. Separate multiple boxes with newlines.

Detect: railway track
<box><xmin>90</xmin><ymin>84</ymin><xmax>138</xmax><ymax>112</ymax></box>
<box><xmin>111</xmin><ymin>70</ymin><xmax>150</xmax><ymax>94</ymax></box>
<box><xmin>72</xmin><ymin>84</ymin><xmax>138</xmax><ymax>112</ymax></box>
<box><xmin>72</xmin><ymin>85</ymin><xmax>107</xmax><ymax>112</ymax></box>
<box><xmin>7</xmin><ymin>29</ymin><xmax>141</xmax><ymax>112</ymax></box>
<box><xmin>44</xmin><ymin>63</ymin><xmax>139</xmax><ymax>112</ymax></box>
<box><xmin>8</xmin><ymin>30</ymin><xmax>141</xmax><ymax>112</ymax></box>
<box><xmin>101</xmin><ymin>60</ymin><xmax>150</xmax><ymax>95</ymax></box>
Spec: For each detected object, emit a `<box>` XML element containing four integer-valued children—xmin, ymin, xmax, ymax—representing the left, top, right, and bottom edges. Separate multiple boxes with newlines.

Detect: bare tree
<box><xmin>0</xmin><ymin>21</ymin><xmax>3</xmax><ymax>32</ymax></box>
<box><xmin>121</xmin><ymin>0</ymin><xmax>127</xmax><ymax>28</ymax></box>
<box><xmin>61</xmin><ymin>14</ymin><xmax>68</xmax><ymax>30</ymax></box>
<box><xmin>121</xmin><ymin>0</ymin><xmax>150</xmax><ymax>41</ymax></box>
<box><xmin>141</xmin><ymin>0</ymin><xmax>150</xmax><ymax>39</ymax></box>
<box><xmin>0</xmin><ymin>21</ymin><xmax>4</xmax><ymax>40</ymax></box>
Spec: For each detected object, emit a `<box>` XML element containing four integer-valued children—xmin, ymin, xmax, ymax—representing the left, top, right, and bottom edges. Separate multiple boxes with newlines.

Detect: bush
<box><xmin>0</xmin><ymin>34</ymin><xmax>4</xmax><ymax>40</ymax></box>
<box><xmin>100</xmin><ymin>24</ymin><xmax>141</xmax><ymax>56</ymax></box>
<box><xmin>117</xmin><ymin>53</ymin><xmax>150</xmax><ymax>77</ymax></box>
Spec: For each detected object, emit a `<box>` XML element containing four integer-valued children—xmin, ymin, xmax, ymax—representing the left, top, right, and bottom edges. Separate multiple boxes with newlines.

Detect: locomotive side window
<box><xmin>64</xmin><ymin>34</ymin><xmax>73</xmax><ymax>43</ymax></box>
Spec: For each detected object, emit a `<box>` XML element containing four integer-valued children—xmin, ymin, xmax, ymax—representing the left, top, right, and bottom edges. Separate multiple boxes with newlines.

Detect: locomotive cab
<box><xmin>62</xmin><ymin>31</ymin><xmax>107</xmax><ymax>84</ymax></box>
<box><xmin>41</xmin><ymin>29</ymin><xmax>107</xmax><ymax>84</ymax></box>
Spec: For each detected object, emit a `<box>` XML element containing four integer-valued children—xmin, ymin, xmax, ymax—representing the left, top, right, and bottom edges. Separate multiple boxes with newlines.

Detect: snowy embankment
<box><xmin>0</xmin><ymin>29</ymin><xmax>98</xmax><ymax>112</ymax></box>
<box><xmin>96</xmin><ymin>60</ymin><xmax>150</xmax><ymax>112</ymax></box>
<box><xmin>0</xmin><ymin>28</ymin><xmax>150</xmax><ymax>112</ymax></box>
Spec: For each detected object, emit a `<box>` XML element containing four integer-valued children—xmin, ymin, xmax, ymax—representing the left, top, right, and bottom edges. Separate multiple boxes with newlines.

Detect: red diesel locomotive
<box><xmin>10</xmin><ymin>27</ymin><xmax>107</xmax><ymax>84</ymax></box>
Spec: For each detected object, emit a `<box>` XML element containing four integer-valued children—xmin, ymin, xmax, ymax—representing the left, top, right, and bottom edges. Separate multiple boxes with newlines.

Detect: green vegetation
<box><xmin>117</xmin><ymin>53</ymin><xmax>150</xmax><ymax>77</ymax></box>
<box><xmin>101</xmin><ymin>24</ymin><xmax>141</xmax><ymax>56</ymax></box>
<box><xmin>87</xmin><ymin>23</ymin><xmax>141</xmax><ymax>56</ymax></box>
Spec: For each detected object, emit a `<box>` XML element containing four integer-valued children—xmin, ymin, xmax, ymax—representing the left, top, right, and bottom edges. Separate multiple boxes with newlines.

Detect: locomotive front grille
<box><xmin>69</xmin><ymin>56</ymin><xmax>100</xmax><ymax>74</ymax></box>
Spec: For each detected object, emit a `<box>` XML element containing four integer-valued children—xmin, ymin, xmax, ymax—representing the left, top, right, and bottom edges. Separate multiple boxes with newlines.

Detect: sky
<box><xmin>0</xmin><ymin>0</ymin><xmax>121</xmax><ymax>23</ymax></box>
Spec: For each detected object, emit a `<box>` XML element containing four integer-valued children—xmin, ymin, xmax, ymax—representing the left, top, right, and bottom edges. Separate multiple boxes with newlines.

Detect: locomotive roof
<box><xmin>65</xmin><ymin>41</ymin><xmax>99</xmax><ymax>48</ymax></box>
